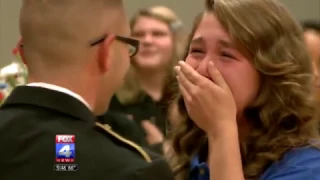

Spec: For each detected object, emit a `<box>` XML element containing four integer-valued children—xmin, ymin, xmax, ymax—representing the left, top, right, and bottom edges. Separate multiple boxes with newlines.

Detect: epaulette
<box><xmin>95</xmin><ymin>122</ymin><xmax>152</xmax><ymax>163</ymax></box>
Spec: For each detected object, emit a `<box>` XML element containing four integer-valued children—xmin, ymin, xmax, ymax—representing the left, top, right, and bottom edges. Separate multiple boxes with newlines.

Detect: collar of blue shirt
<box><xmin>190</xmin><ymin>155</ymin><xmax>210</xmax><ymax>180</ymax></box>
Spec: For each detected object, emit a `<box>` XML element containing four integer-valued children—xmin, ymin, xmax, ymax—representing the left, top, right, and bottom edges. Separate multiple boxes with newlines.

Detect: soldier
<box><xmin>0</xmin><ymin>0</ymin><xmax>173</xmax><ymax>179</ymax></box>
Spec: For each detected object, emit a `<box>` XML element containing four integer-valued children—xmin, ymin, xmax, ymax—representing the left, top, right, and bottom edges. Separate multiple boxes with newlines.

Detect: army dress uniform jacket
<box><xmin>0</xmin><ymin>86</ymin><xmax>174</xmax><ymax>180</ymax></box>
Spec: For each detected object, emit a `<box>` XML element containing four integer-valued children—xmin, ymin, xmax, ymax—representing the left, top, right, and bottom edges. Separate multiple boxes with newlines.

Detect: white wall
<box><xmin>0</xmin><ymin>0</ymin><xmax>22</xmax><ymax>67</ymax></box>
<box><xmin>1</xmin><ymin>0</ymin><xmax>319</xmax><ymax>67</ymax></box>
<box><xmin>280</xmin><ymin>0</ymin><xmax>320</xmax><ymax>21</ymax></box>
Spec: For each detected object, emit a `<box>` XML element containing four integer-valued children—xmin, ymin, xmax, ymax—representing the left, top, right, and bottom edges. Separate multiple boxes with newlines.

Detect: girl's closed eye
<box><xmin>190</xmin><ymin>48</ymin><xmax>204</xmax><ymax>54</ymax></box>
<box><xmin>221</xmin><ymin>51</ymin><xmax>235</xmax><ymax>59</ymax></box>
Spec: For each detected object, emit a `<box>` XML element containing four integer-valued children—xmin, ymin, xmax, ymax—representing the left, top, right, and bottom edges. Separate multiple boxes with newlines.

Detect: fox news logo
<box><xmin>56</xmin><ymin>135</ymin><xmax>75</xmax><ymax>163</ymax></box>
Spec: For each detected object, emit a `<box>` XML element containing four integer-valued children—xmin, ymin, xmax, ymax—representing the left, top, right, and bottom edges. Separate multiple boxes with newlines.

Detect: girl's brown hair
<box><xmin>167</xmin><ymin>0</ymin><xmax>320</xmax><ymax>179</ymax></box>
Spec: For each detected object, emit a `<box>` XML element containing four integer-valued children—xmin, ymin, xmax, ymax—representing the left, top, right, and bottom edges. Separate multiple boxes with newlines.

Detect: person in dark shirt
<box><xmin>106</xmin><ymin>6</ymin><xmax>186</xmax><ymax>148</ymax></box>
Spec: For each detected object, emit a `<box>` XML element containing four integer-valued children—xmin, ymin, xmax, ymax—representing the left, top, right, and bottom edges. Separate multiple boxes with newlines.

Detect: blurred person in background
<box><xmin>302</xmin><ymin>21</ymin><xmax>320</xmax><ymax>102</ymax></box>
<box><xmin>166</xmin><ymin>0</ymin><xmax>320</xmax><ymax>179</ymax></box>
<box><xmin>105</xmin><ymin>6</ymin><xmax>186</xmax><ymax>150</ymax></box>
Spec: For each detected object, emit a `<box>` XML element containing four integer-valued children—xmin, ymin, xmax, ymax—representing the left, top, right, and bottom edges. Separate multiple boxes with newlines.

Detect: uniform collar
<box><xmin>27</xmin><ymin>82</ymin><xmax>91</xmax><ymax>109</ymax></box>
<box><xmin>2</xmin><ymin>86</ymin><xmax>95</xmax><ymax>123</ymax></box>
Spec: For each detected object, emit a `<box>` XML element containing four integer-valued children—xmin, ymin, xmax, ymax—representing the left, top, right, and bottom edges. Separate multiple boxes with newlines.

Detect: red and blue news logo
<box><xmin>56</xmin><ymin>135</ymin><xmax>75</xmax><ymax>163</ymax></box>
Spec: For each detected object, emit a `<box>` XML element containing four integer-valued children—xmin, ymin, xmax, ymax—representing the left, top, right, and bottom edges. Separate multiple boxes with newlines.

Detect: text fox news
<box><xmin>54</xmin><ymin>135</ymin><xmax>78</xmax><ymax>171</ymax></box>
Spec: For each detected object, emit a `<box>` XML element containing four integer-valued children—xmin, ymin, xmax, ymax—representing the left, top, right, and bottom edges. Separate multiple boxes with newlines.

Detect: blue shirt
<box><xmin>189</xmin><ymin>146</ymin><xmax>320</xmax><ymax>180</ymax></box>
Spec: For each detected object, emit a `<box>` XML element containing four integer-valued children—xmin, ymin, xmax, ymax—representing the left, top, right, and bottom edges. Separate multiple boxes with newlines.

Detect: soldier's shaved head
<box><xmin>20</xmin><ymin>0</ymin><xmax>127</xmax><ymax>75</ymax></box>
<box><xmin>19</xmin><ymin>0</ymin><xmax>131</xmax><ymax>114</ymax></box>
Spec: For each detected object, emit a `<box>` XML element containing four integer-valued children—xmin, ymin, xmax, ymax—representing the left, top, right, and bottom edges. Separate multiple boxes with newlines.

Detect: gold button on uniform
<box><xmin>199</xmin><ymin>168</ymin><xmax>205</xmax><ymax>175</ymax></box>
